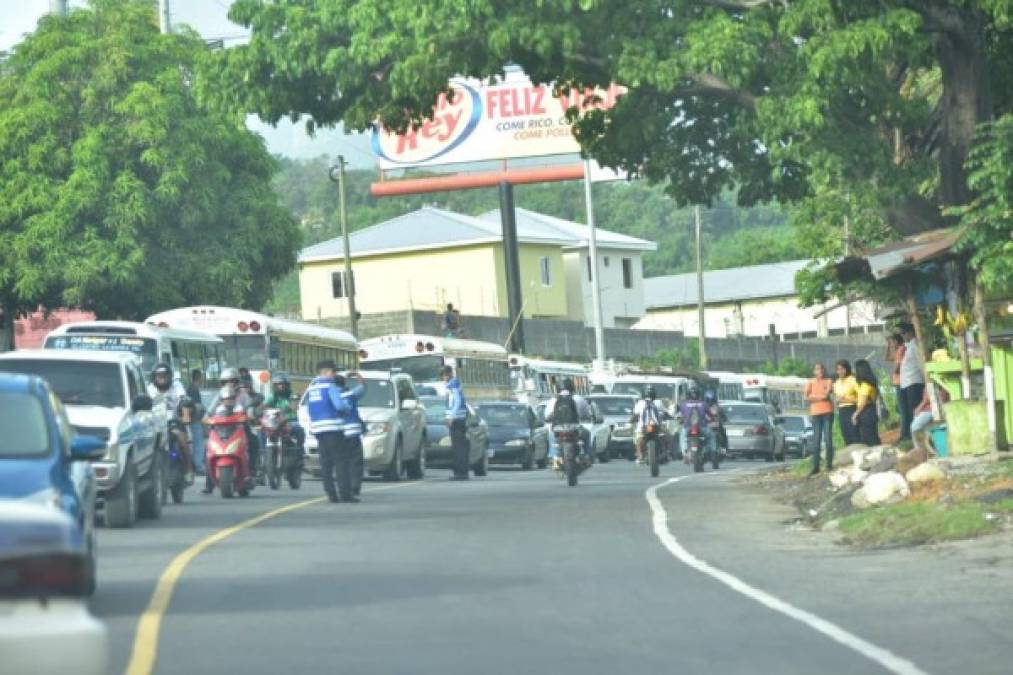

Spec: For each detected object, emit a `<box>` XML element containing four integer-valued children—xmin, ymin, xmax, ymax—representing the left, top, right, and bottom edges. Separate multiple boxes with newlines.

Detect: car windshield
<box><xmin>780</xmin><ymin>417</ymin><xmax>806</xmax><ymax>431</ymax></box>
<box><xmin>477</xmin><ymin>405</ymin><xmax>528</xmax><ymax>427</ymax></box>
<box><xmin>359</xmin><ymin>379</ymin><xmax>396</xmax><ymax>409</ymax></box>
<box><xmin>590</xmin><ymin>397</ymin><xmax>635</xmax><ymax>416</ymax></box>
<box><xmin>723</xmin><ymin>405</ymin><xmax>768</xmax><ymax>423</ymax></box>
<box><xmin>44</xmin><ymin>334</ymin><xmax>159</xmax><ymax>373</ymax></box>
<box><xmin>612</xmin><ymin>382</ymin><xmax>677</xmax><ymax>400</ymax></box>
<box><xmin>0</xmin><ymin>391</ymin><xmax>50</xmax><ymax>458</ymax></box>
<box><xmin>420</xmin><ymin>398</ymin><xmax>447</xmax><ymax>423</ymax></box>
<box><xmin>0</xmin><ymin>360</ymin><xmax>125</xmax><ymax>408</ymax></box>
<box><xmin>362</xmin><ymin>355</ymin><xmax>444</xmax><ymax>383</ymax></box>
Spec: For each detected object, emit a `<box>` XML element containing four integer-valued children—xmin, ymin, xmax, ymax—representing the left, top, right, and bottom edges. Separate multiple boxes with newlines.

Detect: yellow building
<box><xmin>299</xmin><ymin>207</ymin><xmax>576</xmax><ymax>322</ymax></box>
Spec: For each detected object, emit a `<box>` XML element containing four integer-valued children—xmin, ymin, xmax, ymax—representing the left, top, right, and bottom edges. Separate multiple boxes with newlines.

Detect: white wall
<box><xmin>635</xmin><ymin>296</ymin><xmax>882</xmax><ymax>338</ymax></box>
<box><xmin>562</xmin><ymin>248</ymin><xmax>647</xmax><ymax>328</ymax></box>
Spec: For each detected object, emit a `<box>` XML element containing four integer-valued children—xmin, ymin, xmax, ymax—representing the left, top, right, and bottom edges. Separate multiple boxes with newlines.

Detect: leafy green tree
<box><xmin>0</xmin><ymin>0</ymin><xmax>299</xmax><ymax>348</ymax></box>
<box><xmin>210</xmin><ymin>0</ymin><xmax>1012</xmax><ymax>306</ymax></box>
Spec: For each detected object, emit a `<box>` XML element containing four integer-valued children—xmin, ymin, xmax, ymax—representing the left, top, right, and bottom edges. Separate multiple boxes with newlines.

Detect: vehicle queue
<box><xmin>0</xmin><ymin>307</ymin><xmax>812</xmax><ymax>669</ymax></box>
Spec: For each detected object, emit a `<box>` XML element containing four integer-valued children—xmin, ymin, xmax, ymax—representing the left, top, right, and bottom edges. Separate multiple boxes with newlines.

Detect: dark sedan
<box><xmin>419</xmin><ymin>397</ymin><xmax>490</xmax><ymax>475</ymax></box>
<box><xmin>777</xmin><ymin>414</ymin><xmax>815</xmax><ymax>458</ymax></box>
<box><xmin>475</xmin><ymin>401</ymin><xmax>550</xmax><ymax>470</ymax></box>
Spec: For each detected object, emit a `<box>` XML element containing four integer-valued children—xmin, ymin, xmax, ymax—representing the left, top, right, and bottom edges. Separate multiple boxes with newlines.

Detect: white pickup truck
<box><xmin>0</xmin><ymin>350</ymin><xmax>164</xmax><ymax>528</ymax></box>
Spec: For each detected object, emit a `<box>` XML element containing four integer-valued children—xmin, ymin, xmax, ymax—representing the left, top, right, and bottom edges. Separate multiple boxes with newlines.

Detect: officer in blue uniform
<box><xmin>306</xmin><ymin>360</ymin><xmax>355</xmax><ymax>503</ymax></box>
<box><xmin>442</xmin><ymin>366</ymin><xmax>470</xmax><ymax>480</ymax></box>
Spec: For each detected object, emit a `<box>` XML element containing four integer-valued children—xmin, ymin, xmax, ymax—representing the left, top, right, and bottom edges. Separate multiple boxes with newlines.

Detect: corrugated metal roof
<box><xmin>479</xmin><ymin>208</ymin><xmax>656</xmax><ymax>251</ymax></box>
<box><xmin>299</xmin><ymin>205</ymin><xmax>655</xmax><ymax>263</ymax></box>
<box><xmin>645</xmin><ymin>260</ymin><xmax>810</xmax><ymax>309</ymax></box>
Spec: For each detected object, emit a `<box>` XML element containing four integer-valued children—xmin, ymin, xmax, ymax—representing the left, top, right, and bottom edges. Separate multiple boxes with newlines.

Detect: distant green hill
<box><xmin>267</xmin><ymin>157</ymin><xmax>797</xmax><ymax>314</ymax></box>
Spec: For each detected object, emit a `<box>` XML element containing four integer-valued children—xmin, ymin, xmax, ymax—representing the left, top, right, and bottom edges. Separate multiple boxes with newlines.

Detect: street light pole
<box><xmin>158</xmin><ymin>0</ymin><xmax>171</xmax><ymax>34</ymax></box>
<box><xmin>695</xmin><ymin>205</ymin><xmax>708</xmax><ymax>370</ymax></box>
<box><xmin>330</xmin><ymin>156</ymin><xmax>359</xmax><ymax>337</ymax></box>
<box><xmin>49</xmin><ymin>0</ymin><xmax>68</xmax><ymax>16</ymax></box>
<box><xmin>583</xmin><ymin>158</ymin><xmax>606</xmax><ymax>365</ymax></box>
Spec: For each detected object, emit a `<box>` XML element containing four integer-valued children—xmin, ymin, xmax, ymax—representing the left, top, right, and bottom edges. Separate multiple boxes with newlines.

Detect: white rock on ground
<box><xmin>837</xmin><ymin>444</ymin><xmax>868</xmax><ymax>467</ymax></box>
<box><xmin>851</xmin><ymin>488</ymin><xmax>872</xmax><ymax>509</ymax></box>
<box><xmin>906</xmin><ymin>462</ymin><xmax>947</xmax><ymax>485</ymax></box>
<box><xmin>859</xmin><ymin>471</ymin><xmax>910</xmax><ymax>506</ymax></box>
<box><xmin>829</xmin><ymin>468</ymin><xmax>852</xmax><ymax>489</ymax></box>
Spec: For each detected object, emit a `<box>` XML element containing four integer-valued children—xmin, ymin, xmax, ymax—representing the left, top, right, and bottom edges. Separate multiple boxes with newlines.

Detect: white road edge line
<box><xmin>646</xmin><ymin>476</ymin><xmax>929</xmax><ymax>675</ymax></box>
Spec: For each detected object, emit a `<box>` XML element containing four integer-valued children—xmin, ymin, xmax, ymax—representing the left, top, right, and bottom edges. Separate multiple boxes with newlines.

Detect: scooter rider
<box><xmin>202</xmin><ymin>386</ymin><xmax>244</xmax><ymax>494</ymax></box>
<box><xmin>149</xmin><ymin>363</ymin><xmax>194</xmax><ymax>483</ymax></box>
<box><xmin>544</xmin><ymin>377</ymin><xmax>593</xmax><ymax>469</ymax></box>
<box><xmin>704</xmin><ymin>390</ymin><xmax>728</xmax><ymax>455</ymax></box>
<box><xmin>262</xmin><ymin>372</ymin><xmax>305</xmax><ymax>451</ymax></box>
<box><xmin>633</xmin><ymin>386</ymin><xmax>668</xmax><ymax>465</ymax></box>
<box><xmin>679</xmin><ymin>384</ymin><xmax>717</xmax><ymax>460</ymax></box>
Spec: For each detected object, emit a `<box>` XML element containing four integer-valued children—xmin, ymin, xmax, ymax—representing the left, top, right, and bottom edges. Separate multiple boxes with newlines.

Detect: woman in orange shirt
<box><xmin>804</xmin><ymin>362</ymin><xmax>834</xmax><ymax>475</ymax></box>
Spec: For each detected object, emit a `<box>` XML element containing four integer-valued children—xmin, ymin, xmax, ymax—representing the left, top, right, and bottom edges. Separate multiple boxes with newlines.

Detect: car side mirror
<box><xmin>70</xmin><ymin>435</ymin><xmax>106</xmax><ymax>461</ymax></box>
<box><xmin>131</xmin><ymin>395</ymin><xmax>153</xmax><ymax>412</ymax></box>
<box><xmin>401</xmin><ymin>399</ymin><xmax>418</xmax><ymax>411</ymax></box>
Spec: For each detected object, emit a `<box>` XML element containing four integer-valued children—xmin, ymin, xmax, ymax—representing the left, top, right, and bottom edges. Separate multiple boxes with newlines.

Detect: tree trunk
<box><xmin>0</xmin><ymin>303</ymin><xmax>14</xmax><ymax>353</ymax></box>
<box><xmin>931</xmin><ymin>6</ymin><xmax>993</xmax><ymax>210</ymax></box>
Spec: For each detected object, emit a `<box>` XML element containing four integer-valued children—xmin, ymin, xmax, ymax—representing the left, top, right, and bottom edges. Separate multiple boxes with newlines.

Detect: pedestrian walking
<box><xmin>185</xmin><ymin>369</ymin><xmax>206</xmax><ymax>474</ymax></box>
<box><xmin>852</xmin><ymin>359</ymin><xmax>881</xmax><ymax>446</ymax></box>
<box><xmin>898</xmin><ymin>323</ymin><xmax>924</xmax><ymax>442</ymax></box>
<box><xmin>804</xmin><ymin>362</ymin><xmax>834</xmax><ymax>475</ymax></box>
<box><xmin>306</xmin><ymin>360</ymin><xmax>356</xmax><ymax>503</ymax></box>
<box><xmin>834</xmin><ymin>360</ymin><xmax>859</xmax><ymax>445</ymax></box>
<box><xmin>442</xmin><ymin>365</ymin><xmax>470</xmax><ymax>480</ymax></box>
<box><xmin>341</xmin><ymin>371</ymin><xmax>367</xmax><ymax>496</ymax></box>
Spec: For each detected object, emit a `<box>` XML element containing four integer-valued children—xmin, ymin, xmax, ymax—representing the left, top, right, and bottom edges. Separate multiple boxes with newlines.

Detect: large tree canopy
<box><xmin>0</xmin><ymin>0</ymin><xmax>299</xmax><ymax>344</ymax></box>
<box><xmin>209</xmin><ymin>0</ymin><xmax>1012</xmax><ymax>299</ymax></box>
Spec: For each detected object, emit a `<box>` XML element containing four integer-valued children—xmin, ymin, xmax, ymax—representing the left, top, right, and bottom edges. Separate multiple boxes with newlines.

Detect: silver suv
<box><xmin>0</xmin><ymin>350</ymin><xmax>163</xmax><ymax>528</ymax></box>
<box><xmin>299</xmin><ymin>371</ymin><xmax>427</xmax><ymax>481</ymax></box>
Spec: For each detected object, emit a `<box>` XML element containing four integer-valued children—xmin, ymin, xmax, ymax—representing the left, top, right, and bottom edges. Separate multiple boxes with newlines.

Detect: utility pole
<box><xmin>329</xmin><ymin>156</ymin><xmax>359</xmax><ymax>338</ymax></box>
<box><xmin>695</xmin><ymin>205</ymin><xmax>708</xmax><ymax>370</ymax></box>
<box><xmin>49</xmin><ymin>0</ymin><xmax>68</xmax><ymax>16</ymax></box>
<box><xmin>583</xmin><ymin>158</ymin><xmax>606</xmax><ymax>366</ymax></box>
<box><xmin>158</xmin><ymin>0</ymin><xmax>171</xmax><ymax>35</ymax></box>
<box><xmin>843</xmin><ymin>211</ymin><xmax>852</xmax><ymax>335</ymax></box>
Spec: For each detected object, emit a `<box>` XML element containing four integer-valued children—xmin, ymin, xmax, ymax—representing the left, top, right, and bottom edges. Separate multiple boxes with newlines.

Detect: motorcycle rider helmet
<box><xmin>704</xmin><ymin>390</ymin><xmax>716</xmax><ymax>403</ymax></box>
<box><xmin>152</xmin><ymin>363</ymin><xmax>172</xmax><ymax>391</ymax></box>
<box><xmin>219</xmin><ymin>367</ymin><xmax>240</xmax><ymax>386</ymax></box>
<box><xmin>645</xmin><ymin>386</ymin><xmax>657</xmax><ymax>400</ymax></box>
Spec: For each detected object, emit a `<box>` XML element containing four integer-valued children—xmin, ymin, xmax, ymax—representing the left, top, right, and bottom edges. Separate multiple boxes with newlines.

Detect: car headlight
<box><xmin>505</xmin><ymin>439</ymin><xmax>528</xmax><ymax>447</ymax></box>
<box><xmin>366</xmin><ymin>421</ymin><xmax>391</xmax><ymax>436</ymax></box>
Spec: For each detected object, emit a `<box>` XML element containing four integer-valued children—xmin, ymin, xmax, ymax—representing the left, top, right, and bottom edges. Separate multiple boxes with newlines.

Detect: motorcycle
<box><xmin>642</xmin><ymin>422</ymin><xmax>663</xmax><ymax>478</ymax></box>
<box><xmin>261</xmin><ymin>408</ymin><xmax>303</xmax><ymax>491</ymax></box>
<box><xmin>552</xmin><ymin>423</ymin><xmax>586</xmax><ymax>487</ymax></box>
<box><xmin>684</xmin><ymin>409</ymin><xmax>717</xmax><ymax>473</ymax></box>
<box><xmin>166</xmin><ymin>419</ymin><xmax>190</xmax><ymax>504</ymax></box>
<box><xmin>207</xmin><ymin>407</ymin><xmax>254</xmax><ymax>499</ymax></box>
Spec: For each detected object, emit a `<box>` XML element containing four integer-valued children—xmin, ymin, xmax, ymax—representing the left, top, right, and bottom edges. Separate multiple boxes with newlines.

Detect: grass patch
<box><xmin>839</xmin><ymin>501</ymin><xmax>999</xmax><ymax>548</ymax></box>
<box><xmin>790</xmin><ymin>458</ymin><xmax>812</xmax><ymax>477</ymax></box>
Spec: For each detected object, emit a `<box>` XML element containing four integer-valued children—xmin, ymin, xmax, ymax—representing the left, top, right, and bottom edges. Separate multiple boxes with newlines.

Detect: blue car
<box><xmin>0</xmin><ymin>373</ymin><xmax>107</xmax><ymax>594</ymax></box>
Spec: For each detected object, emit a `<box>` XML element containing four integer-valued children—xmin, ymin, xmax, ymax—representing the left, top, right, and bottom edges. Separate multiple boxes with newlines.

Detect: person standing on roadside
<box><xmin>834</xmin><ymin>360</ymin><xmax>859</xmax><ymax>445</ymax></box>
<box><xmin>341</xmin><ymin>371</ymin><xmax>367</xmax><ymax>496</ymax></box>
<box><xmin>442</xmin><ymin>366</ymin><xmax>470</xmax><ymax>480</ymax></box>
<box><xmin>886</xmin><ymin>334</ymin><xmax>906</xmax><ymax>427</ymax></box>
<box><xmin>804</xmin><ymin>362</ymin><xmax>834</xmax><ymax>475</ymax></box>
<box><xmin>852</xmin><ymin>359</ymin><xmax>881</xmax><ymax>446</ymax></box>
<box><xmin>898</xmin><ymin>323</ymin><xmax>924</xmax><ymax>442</ymax></box>
<box><xmin>306</xmin><ymin>360</ymin><xmax>355</xmax><ymax>503</ymax></box>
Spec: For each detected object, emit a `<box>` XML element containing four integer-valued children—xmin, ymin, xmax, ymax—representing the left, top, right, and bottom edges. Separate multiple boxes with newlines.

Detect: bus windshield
<box><xmin>364</xmin><ymin>355</ymin><xmax>444</xmax><ymax>383</ymax></box>
<box><xmin>44</xmin><ymin>335</ymin><xmax>159</xmax><ymax>373</ymax></box>
<box><xmin>221</xmin><ymin>335</ymin><xmax>269</xmax><ymax>370</ymax></box>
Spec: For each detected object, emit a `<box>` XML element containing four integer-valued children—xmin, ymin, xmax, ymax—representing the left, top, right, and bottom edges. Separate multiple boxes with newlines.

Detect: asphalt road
<box><xmin>88</xmin><ymin>460</ymin><xmax>1011</xmax><ymax>675</ymax></box>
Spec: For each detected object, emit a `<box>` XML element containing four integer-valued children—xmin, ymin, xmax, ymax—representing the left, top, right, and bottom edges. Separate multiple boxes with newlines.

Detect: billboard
<box><xmin>371</xmin><ymin>71</ymin><xmax>624</xmax><ymax>170</ymax></box>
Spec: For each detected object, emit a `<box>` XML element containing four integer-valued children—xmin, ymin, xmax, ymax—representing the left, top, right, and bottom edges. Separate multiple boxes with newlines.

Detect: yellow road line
<box><xmin>124</xmin><ymin>482</ymin><xmax>422</xmax><ymax>675</ymax></box>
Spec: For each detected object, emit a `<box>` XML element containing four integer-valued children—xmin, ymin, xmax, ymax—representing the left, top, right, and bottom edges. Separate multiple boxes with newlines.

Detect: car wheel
<box><xmin>383</xmin><ymin>438</ymin><xmax>403</xmax><ymax>482</ymax></box>
<box><xmin>406</xmin><ymin>438</ymin><xmax>426</xmax><ymax>479</ymax></box>
<box><xmin>104</xmin><ymin>460</ymin><xmax>138</xmax><ymax>529</ymax></box>
<box><xmin>138</xmin><ymin>450</ymin><xmax>164</xmax><ymax>520</ymax></box>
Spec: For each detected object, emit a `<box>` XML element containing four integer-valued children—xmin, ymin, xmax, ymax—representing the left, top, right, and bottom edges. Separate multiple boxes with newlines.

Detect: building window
<box><xmin>330</xmin><ymin>270</ymin><xmax>355</xmax><ymax>299</ymax></box>
<box><xmin>540</xmin><ymin>256</ymin><xmax>551</xmax><ymax>286</ymax></box>
<box><xmin>622</xmin><ymin>257</ymin><xmax>633</xmax><ymax>289</ymax></box>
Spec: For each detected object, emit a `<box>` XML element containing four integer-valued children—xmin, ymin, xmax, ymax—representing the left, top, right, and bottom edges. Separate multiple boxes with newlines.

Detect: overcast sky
<box><xmin>0</xmin><ymin>0</ymin><xmax>374</xmax><ymax>162</ymax></box>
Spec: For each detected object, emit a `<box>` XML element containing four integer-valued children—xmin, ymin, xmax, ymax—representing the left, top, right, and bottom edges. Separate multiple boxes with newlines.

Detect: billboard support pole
<box><xmin>498</xmin><ymin>182</ymin><xmax>525</xmax><ymax>354</ymax></box>
<box><xmin>583</xmin><ymin>158</ymin><xmax>606</xmax><ymax>366</ymax></box>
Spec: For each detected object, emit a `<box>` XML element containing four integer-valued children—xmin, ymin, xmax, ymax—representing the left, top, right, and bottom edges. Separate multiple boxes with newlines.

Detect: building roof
<box><xmin>644</xmin><ymin>259</ymin><xmax>810</xmax><ymax>310</ymax></box>
<box><xmin>834</xmin><ymin>228</ymin><xmax>961</xmax><ymax>283</ymax></box>
<box><xmin>478</xmin><ymin>208</ymin><xmax>656</xmax><ymax>252</ymax></box>
<box><xmin>299</xmin><ymin>206</ymin><xmax>655</xmax><ymax>263</ymax></box>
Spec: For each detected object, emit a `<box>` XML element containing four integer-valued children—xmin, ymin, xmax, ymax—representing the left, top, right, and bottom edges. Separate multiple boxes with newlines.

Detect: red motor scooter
<box><xmin>207</xmin><ymin>408</ymin><xmax>254</xmax><ymax>498</ymax></box>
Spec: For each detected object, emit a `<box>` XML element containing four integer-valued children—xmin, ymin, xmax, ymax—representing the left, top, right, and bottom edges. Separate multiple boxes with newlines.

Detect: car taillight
<box><xmin>0</xmin><ymin>554</ymin><xmax>88</xmax><ymax>598</ymax></box>
<box><xmin>754</xmin><ymin>425</ymin><xmax>769</xmax><ymax>435</ymax></box>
